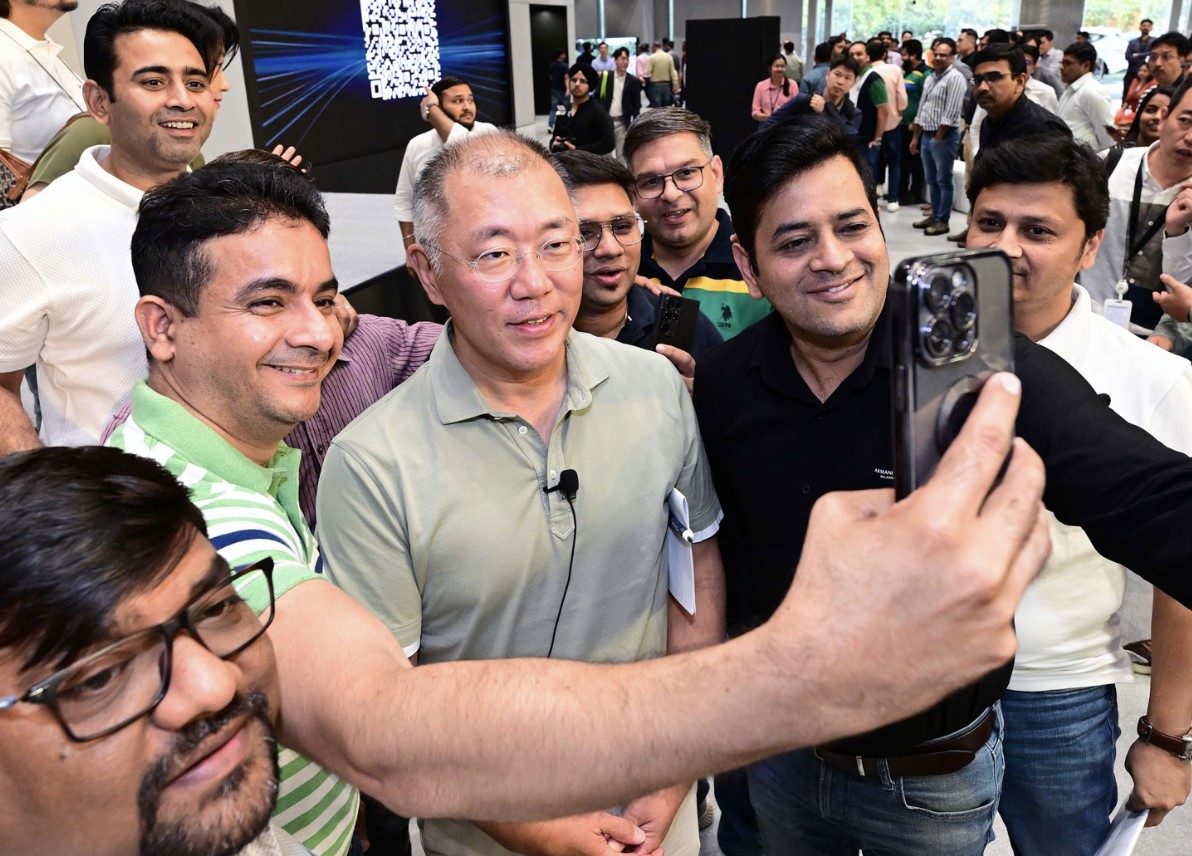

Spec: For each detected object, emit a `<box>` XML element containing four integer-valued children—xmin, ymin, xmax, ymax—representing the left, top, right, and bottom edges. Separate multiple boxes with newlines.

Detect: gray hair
<box><xmin>623</xmin><ymin>108</ymin><xmax>714</xmax><ymax>172</ymax></box>
<box><xmin>412</xmin><ymin>129</ymin><xmax>573</xmax><ymax>272</ymax></box>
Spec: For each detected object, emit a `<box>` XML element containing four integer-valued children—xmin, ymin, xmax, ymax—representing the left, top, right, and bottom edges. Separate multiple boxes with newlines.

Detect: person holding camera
<box><xmin>550</xmin><ymin>63</ymin><xmax>614</xmax><ymax>155</ymax></box>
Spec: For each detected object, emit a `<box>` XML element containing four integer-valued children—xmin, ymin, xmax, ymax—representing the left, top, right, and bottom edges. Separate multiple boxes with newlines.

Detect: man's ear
<box><xmin>730</xmin><ymin>235</ymin><xmax>766</xmax><ymax>301</ymax></box>
<box><xmin>406</xmin><ymin>243</ymin><xmax>448</xmax><ymax>307</ymax></box>
<box><xmin>134</xmin><ymin>296</ymin><xmax>182</xmax><ymax>363</ymax></box>
<box><xmin>83</xmin><ymin>80</ymin><xmax>112</xmax><ymax>126</ymax></box>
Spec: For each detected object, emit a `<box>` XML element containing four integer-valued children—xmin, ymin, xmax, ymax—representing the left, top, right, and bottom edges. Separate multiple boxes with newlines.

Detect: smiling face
<box><xmin>87</xmin><ymin>28</ymin><xmax>216</xmax><ymax>190</ymax></box>
<box><xmin>1138</xmin><ymin>92</ymin><xmax>1171</xmax><ymax>145</ymax></box>
<box><xmin>770</xmin><ymin>56</ymin><xmax>787</xmax><ymax>79</ymax></box>
<box><xmin>931</xmin><ymin>43</ymin><xmax>955</xmax><ymax>72</ymax></box>
<box><xmin>575</xmin><ymin>182</ymin><xmax>641</xmax><ymax>315</ymax></box>
<box><xmin>849</xmin><ymin>42</ymin><xmax>868</xmax><ymax>66</ymax></box>
<box><xmin>144</xmin><ymin>217</ymin><xmax>342</xmax><ymax>458</ymax></box>
<box><xmin>967</xmin><ymin>181</ymin><xmax>1101</xmax><ymax>340</ymax></box>
<box><xmin>630</xmin><ymin>132</ymin><xmax>722</xmax><ymax>255</ymax></box>
<box><xmin>733</xmin><ymin>155</ymin><xmax>887</xmax><ymax>350</ymax></box>
<box><xmin>416</xmin><ymin>160</ymin><xmax>583</xmax><ymax>387</ymax></box>
<box><xmin>0</xmin><ymin>536</ymin><xmax>279</xmax><ymax>856</ymax></box>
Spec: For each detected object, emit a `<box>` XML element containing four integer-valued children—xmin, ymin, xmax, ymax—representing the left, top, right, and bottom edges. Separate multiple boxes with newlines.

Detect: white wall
<box><xmin>508</xmin><ymin>0</ymin><xmax>574</xmax><ymax>133</ymax></box>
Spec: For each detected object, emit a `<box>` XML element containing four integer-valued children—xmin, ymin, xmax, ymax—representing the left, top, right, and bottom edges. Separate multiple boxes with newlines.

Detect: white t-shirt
<box><xmin>0</xmin><ymin>145</ymin><xmax>145</xmax><ymax>445</ymax></box>
<box><xmin>1010</xmin><ymin>285</ymin><xmax>1192</xmax><ymax>691</ymax></box>
<box><xmin>393</xmin><ymin>121</ymin><xmax>498</xmax><ymax>221</ymax></box>
<box><xmin>0</xmin><ymin>17</ymin><xmax>85</xmax><ymax>162</ymax></box>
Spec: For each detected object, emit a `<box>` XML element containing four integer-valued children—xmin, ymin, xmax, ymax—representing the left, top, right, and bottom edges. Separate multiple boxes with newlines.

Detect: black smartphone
<box><xmin>890</xmin><ymin>249</ymin><xmax>1015</xmax><ymax>499</ymax></box>
<box><xmin>652</xmin><ymin>294</ymin><xmax>701</xmax><ymax>353</ymax></box>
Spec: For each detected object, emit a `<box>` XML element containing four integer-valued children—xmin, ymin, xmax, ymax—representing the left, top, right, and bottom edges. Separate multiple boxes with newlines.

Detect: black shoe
<box><xmin>913</xmin><ymin>216</ymin><xmax>936</xmax><ymax>229</ymax></box>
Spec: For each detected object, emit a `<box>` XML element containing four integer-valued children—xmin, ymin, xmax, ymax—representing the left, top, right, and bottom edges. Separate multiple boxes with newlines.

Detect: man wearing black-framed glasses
<box><xmin>970</xmin><ymin>44</ymin><xmax>1069</xmax><ymax>157</ymax></box>
<box><xmin>554</xmin><ymin>149</ymin><xmax>723</xmax><ymax>393</ymax></box>
<box><xmin>0</xmin><ymin>446</ymin><xmax>303</xmax><ymax>856</ymax></box>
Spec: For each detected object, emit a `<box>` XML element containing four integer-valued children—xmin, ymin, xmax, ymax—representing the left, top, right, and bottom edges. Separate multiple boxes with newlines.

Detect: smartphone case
<box><xmin>652</xmin><ymin>294</ymin><xmax>702</xmax><ymax>353</ymax></box>
<box><xmin>890</xmin><ymin>249</ymin><xmax>1015</xmax><ymax>499</ymax></box>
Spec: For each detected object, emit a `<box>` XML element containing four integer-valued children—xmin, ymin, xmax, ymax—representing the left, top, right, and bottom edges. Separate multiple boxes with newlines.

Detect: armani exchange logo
<box><xmin>874</xmin><ymin>467</ymin><xmax>894</xmax><ymax>481</ymax></box>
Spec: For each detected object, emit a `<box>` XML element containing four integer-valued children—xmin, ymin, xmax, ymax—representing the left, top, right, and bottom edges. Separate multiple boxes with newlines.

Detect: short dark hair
<box><xmin>598</xmin><ymin>41</ymin><xmax>608</xmax><ymax>48</ymax></box>
<box><xmin>624</xmin><ymin>107</ymin><xmax>713</xmax><ymax>171</ymax></box>
<box><xmin>934</xmin><ymin>37</ymin><xmax>958</xmax><ymax>55</ymax></box>
<box><xmin>551</xmin><ymin>150</ymin><xmax>635</xmax><ymax>198</ymax></box>
<box><xmin>960</xmin><ymin>28</ymin><xmax>979</xmax><ymax>40</ymax></box>
<box><xmin>0</xmin><ymin>446</ymin><xmax>207</xmax><ymax>673</ymax></box>
<box><xmin>725</xmin><ymin>116</ymin><xmax>876</xmax><ymax>266</ymax></box>
<box><xmin>431</xmin><ymin>75</ymin><xmax>469</xmax><ymax>98</ymax></box>
<box><xmin>967</xmin><ymin>135</ymin><xmax>1108</xmax><ymax>239</ymax></box>
<box><xmin>878</xmin><ymin>31</ymin><xmax>892</xmax><ymax>39</ymax></box>
<box><xmin>201</xmin><ymin>2</ymin><xmax>239</xmax><ymax>64</ymax></box>
<box><xmin>1170</xmin><ymin>76</ymin><xmax>1192</xmax><ymax>113</ymax></box>
<box><xmin>984</xmin><ymin>28</ymin><xmax>1011</xmax><ymax>44</ymax></box>
<box><xmin>84</xmin><ymin>0</ymin><xmax>222</xmax><ymax>99</ymax></box>
<box><xmin>0</xmin><ymin>0</ymin><xmax>10</xmax><ymax>18</ymax></box>
<box><xmin>813</xmin><ymin>40</ymin><xmax>833</xmax><ymax>63</ymax></box>
<box><xmin>1063</xmin><ymin>41</ymin><xmax>1098</xmax><ymax>69</ymax></box>
<box><xmin>829</xmin><ymin>55</ymin><xmax>860</xmax><ymax>76</ymax></box>
<box><xmin>866</xmin><ymin>39</ymin><xmax>886</xmax><ymax>62</ymax></box>
<box><xmin>1021</xmin><ymin>43</ymin><xmax>1040</xmax><ymax>63</ymax></box>
<box><xmin>972</xmin><ymin>43</ymin><xmax>1026</xmax><ymax>75</ymax></box>
<box><xmin>582</xmin><ymin>41</ymin><xmax>592</xmax><ymax>51</ymax></box>
<box><xmin>1034</xmin><ymin>28</ymin><xmax>1055</xmax><ymax>41</ymax></box>
<box><xmin>902</xmin><ymin>39</ymin><xmax>923</xmax><ymax>60</ymax></box>
<box><xmin>132</xmin><ymin>153</ymin><xmax>328</xmax><ymax>317</ymax></box>
<box><xmin>901</xmin><ymin>30</ymin><xmax>913</xmax><ymax>39</ymax></box>
<box><xmin>1141</xmin><ymin>18</ymin><xmax>1154</xmax><ymax>25</ymax></box>
<box><xmin>1151</xmin><ymin>31</ymin><xmax>1190</xmax><ymax>56</ymax></box>
<box><xmin>612</xmin><ymin>46</ymin><xmax>629</xmax><ymax>60</ymax></box>
<box><xmin>1076</xmin><ymin>31</ymin><xmax>1091</xmax><ymax>39</ymax></box>
<box><xmin>783</xmin><ymin>40</ymin><xmax>795</xmax><ymax>52</ymax></box>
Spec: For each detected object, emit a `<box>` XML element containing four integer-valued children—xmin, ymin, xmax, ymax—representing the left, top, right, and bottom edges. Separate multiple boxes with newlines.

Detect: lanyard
<box><xmin>0</xmin><ymin>27</ymin><xmax>86</xmax><ymax>112</ymax></box>
<box><xmin>769</xmin><ymin>85</ymin><xmax>781</xmax><ymax>112</ymax></box>
<box><xmin>1125</xmin><ymin>157</ymin><xmax>1169</xmax><ymax>275</ymax></box>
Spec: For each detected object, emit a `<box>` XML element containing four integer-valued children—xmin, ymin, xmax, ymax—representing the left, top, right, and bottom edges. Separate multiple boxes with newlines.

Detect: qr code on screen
<box><xmin>361</xmin><ymin>0</ymin><xmax>441</xmax><ymax>101</ymax></box>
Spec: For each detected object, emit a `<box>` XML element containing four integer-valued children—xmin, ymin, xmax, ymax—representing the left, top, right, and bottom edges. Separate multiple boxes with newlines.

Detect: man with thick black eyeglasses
<box><xmin>969</xmin><ymin>44</ymin><xmax>1070</xmax><ymax>157</ymax></box>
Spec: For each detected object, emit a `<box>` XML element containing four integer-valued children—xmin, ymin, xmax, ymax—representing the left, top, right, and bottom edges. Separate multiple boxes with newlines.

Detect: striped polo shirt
<box><xmin>108</xmin><ymin>381</ymin><xmax>358</xmax><ymax>856</ymax></box>
<box><xmin>914</xmin><ymin>63</ymin><xmax>966</xmax><ymax>131</ymax></box>
<box><xmin>638</xmin><ymin>208</ymin><xmax>773</xmax><ymax>339</ymax></box>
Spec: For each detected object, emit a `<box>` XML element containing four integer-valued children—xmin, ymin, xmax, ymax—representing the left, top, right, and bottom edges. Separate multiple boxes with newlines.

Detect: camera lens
<box><xmin>950</xmin><ymin>291</ymin><xmax>976</xmax><ymax>330</ymax></box>
<box><xmin>951</xmin><ymin>268</ymin><xmax>970</xmax><ymax>291</ymax></box>
<box><xmin>922</xmin><ymin>318</ymin><xmax>954</xmax><ymax>359</ymax></box>
<box><xmin>953</xmin><ymin>330</ymin><xmax>975</xmax><ymax>355</ymax></box>
<box><xmin>925</xmin><ymin>271</ymin><xmax>951</xmax><ymax>311</ymax></box>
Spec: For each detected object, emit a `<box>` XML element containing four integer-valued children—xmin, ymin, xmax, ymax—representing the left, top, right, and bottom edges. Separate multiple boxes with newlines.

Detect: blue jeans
<box><xmin>548</xmin><ymin>89</ymin><xmax>568</xmax><ymax>129</ymax></box>
<box><xmin>748</xmin><ymin>706</ymin><xmax>1003</xmax><ymax>855</ymax></box>
<box><xmin>999</xmin><ymin>686</ymin><xmax>1120</xmax><ymax>856</ymax></box>
<box><xmin>921</xmin><ymin>128</ymin><xmax>960</xmax><ymax>224</ymax></box>
<box><xmin>715</xmin><ymin>767</ymin><xmax>763</xmax><ymax>856</ymax></box>
<box><xmin>881</xmin><ymin>127</ymin><xmax>901</xmax><ymax>201</ymax></box>
<box><xmin>647</xmin><ymin>81</ymin><xmax>673</xmax><ymax>107</ymax></box>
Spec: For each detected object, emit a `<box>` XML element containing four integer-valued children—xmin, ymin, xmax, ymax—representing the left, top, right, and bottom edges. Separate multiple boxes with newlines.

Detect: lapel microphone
<box><xmin>543</xmin><ymin>469</ymin><xmax>580</xmax><ymax>501</ymax></box>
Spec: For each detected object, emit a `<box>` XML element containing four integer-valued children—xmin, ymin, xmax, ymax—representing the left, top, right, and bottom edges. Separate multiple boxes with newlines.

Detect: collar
<box><xmin>129</xmin><ymin>381</ymin><xmax>299</xmax><ymax>499</ymax></box>
<box><xmin>1066</xmin><ymin>71</ymin><xmax>1093</xmax><ymax>92</ymax></box>
<box><xmin>989</xmin><ymin>92</ymin><xmax>1030</xmax><ymax>126</ymax></box>
<box><xmin>641</xmin><ymin>207</ymin><xmax>737</xmax><ymax>278</ymax></box>
<box><xmin>0</xmin><ymin>17</ymin><xmax>55</xmax><ymax>51</ymax></box>
<box><xmin>75</xmin><ymin>145</ymin><xmax>150</xmax><ymax>210</ymax></box>
<box><xmin>748</xmin><ymin>304</ymin><xmax>890</xmax><ymax>400</ymax></box>
<box><xmin>428</xmin><ymin>321</ymin><xmax>610</xmax><ymax>425</ymax></box>
<box><xmin>1037</xmin><ymin>284</ymin><xmax>1090</xmax><ymax>354</ymax></box>
<box><xmin>618</xmin><ymin>286</ymin><xmax>658</xmax><ymax>342</ymax></box>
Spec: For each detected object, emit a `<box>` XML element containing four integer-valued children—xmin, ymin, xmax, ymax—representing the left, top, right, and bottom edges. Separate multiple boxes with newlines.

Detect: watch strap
<box><xmin>1137</xmin><ymin>715</ymin><xmax>1192</xmax><ymax>761</ymax></box>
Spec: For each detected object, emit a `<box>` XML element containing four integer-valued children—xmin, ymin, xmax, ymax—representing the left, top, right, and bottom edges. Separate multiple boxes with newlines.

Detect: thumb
<box><xmin>599</xmin><ymin>813</ymin><xmax>647</xmax><ymax>847</ymax></box>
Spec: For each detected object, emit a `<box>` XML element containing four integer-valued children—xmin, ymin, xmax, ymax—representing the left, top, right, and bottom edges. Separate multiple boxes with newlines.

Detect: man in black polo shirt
<box><xmin>973</xmin><ymin>43</ymin><xmax>1070</xmax><ymax>152</ymax></box>
<box><xmin>694</xmin><ymin>116</ymin><xmax>1192</xmax><ymax>854</ymax></box>
<box><xmin>549</xmin><ymin>64</ymin><xmax>614</xmax><ymax>155</ymax></box>
<box><xmin>625</xmin><ymin>108</ymin><xmax>772</xmax><ymax>339</ymax></box>
<box><xmin>552</xmin><ymin>150</ymin><xmax>722</xmax><ymax>392</ymax></box>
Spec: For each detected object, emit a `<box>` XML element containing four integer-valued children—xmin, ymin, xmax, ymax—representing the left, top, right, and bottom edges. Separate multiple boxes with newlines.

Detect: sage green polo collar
<box><xmin>429</xmin><ymin>322</ymin><xmax>611</xmax><ymax>425</ymax></box>
<box><xmin>130</xmin><ymin>381</ymin><xmax>300</xmax><ymax>499</ymax></box>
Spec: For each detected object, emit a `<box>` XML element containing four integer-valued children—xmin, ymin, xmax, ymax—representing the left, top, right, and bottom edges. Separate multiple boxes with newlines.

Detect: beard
<box><xmin>138</xmin><ymin>690</ymin><xmax>279</xmax><ymax>856</ymax></box>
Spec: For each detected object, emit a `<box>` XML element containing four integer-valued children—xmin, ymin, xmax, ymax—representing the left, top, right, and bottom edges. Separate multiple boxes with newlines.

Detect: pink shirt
<box><xmin>752</xmin><ymin>79</ymin><xmax>793</xmax><ymax>119</ymax></box>
<box><xmin>636</xmin><ymin>52</ymin><xmax>651</xmax><ymax>79</ymax></box>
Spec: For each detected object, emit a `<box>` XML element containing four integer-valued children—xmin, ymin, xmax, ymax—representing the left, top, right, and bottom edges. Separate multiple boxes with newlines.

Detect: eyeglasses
<box><xmin>633</xmin><ymin>160</ymin><xmax>713</xmax><ymax>199</ymax></box>
<box><xmin>1149</xmin><ymin>51</ymin><xmax>1180</xmax><ymax>63</ymax></box>
<box><xmin>425</xmin><ymin>237</ymin><xmax>584</xmax><ymax>283</ymax></box>
<box><xmin>579</xmin><ymin>215</ymin><xmax>646</xmax><ymax>251</ymax></box>
<box><xmin>0</xmin><ymin>558</ymin><xmax>275</xmax><ymax>742</ymax></box>
<box><xmin>972</xmin><ymin>71</ymin><xmax>1012</xmax><ymax>85</ymax></box>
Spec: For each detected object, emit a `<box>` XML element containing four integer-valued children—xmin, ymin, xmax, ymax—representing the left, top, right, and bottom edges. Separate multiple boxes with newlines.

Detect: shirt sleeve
<box><xmin>0</xmin><ymin>228</ymin><xmax>49</xmax><ymax>372</ymax></box>
<box><xmin>317</xmin><ymin>440</ymin><xmax>423</xmax><ymax>655</ymax></box>
<box><xmin>940</xmin><ymin>75</ymin><xmax>966</xmax><ymax>126</ymax></box>
<box><xmin>751</xmin><ymin>81</ymin><xmax>765</xmax><ymax>116</ymax></box>
<box><xmin>870</xmin><ymin>77</ymin><xmax>889</xmax><ymax>107</ymax></box>
<box><xmin>672</xmin><ymin>368</ymin><xmax>722</xmax><ymax>537</ymax></box>
<box><xmin>393</xmin><ymin>145</ymin><xmax>418</xmax><ymax>222</ymax></box>
<box><xmin>0</xmin><ymin>59</ymin><xmax>14</xmax><ymax>152</ymax></box>
<box><xmin>27</xmin><ymin>116</ymin><xmax>100</xmax><ymax>188</ymax></box>
<box><xmin>1154</xmin><ymin>316</ymin><xmax>1192</xmax><ymax>355</ymax></box>
<box><xmin>1161</xmin><ymin>227</ymin><xmax>1192</xmax><ymax>285</ymax></box>
<box><xmin>379</xmin><ymin>315</ymin><xmax>440</xmax><ymax>386</ymax></box>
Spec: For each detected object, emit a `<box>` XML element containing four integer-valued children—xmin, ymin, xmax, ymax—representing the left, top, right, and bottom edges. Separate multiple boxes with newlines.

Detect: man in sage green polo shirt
<box><xmin>317</xmin><ymin>130</ymin><xmax>726</xmax><ymax>856</ymax></box>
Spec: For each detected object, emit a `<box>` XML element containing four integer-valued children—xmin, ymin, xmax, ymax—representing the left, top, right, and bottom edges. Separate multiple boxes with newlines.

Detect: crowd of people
<box><xmin>2</xmin><ymin>3</ymin><xmax>1192</xmax><ymax>856</ymax></box>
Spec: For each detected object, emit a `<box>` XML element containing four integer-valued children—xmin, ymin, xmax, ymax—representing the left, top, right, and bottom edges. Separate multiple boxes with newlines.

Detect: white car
<box><xmin>1082</xmin><ymin>27</ymin><xmax>1131</xmax><ymax>78</ymax></box>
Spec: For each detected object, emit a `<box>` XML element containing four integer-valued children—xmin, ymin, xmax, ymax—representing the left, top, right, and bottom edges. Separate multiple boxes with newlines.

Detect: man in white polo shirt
<box><xmin>0</xmin><ymin>0</ymin><xmax>219</xmax><ymax>452</ymax></box>
<box><xmin>0</xmin><ymin>0</ymin><xmax>87</xmax><ymax>166</ymax></box>
<box><xmin>394</xmin><ymin>74</ymin><xmax>498</xmax><ymax>250</ymax></box>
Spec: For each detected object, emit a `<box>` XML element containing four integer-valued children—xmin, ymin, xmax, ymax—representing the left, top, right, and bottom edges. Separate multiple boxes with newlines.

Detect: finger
<box><xmin>655</xmin><ymin>344</ymin><xmax>695</xmax><ymax>377</ymax></box>
<box><xmin>1159</xmin><ymin>273</ymin><xmax>1191</xmax><ymax>292</ymax></box>
<box><xmin>918</xmin><ymin>372</ymin><xmax>1022</xmax><ymax>517</ymax></box>
<box><xmin>600</xmin><ymin>814</ymin><xmax>647</xmax><ymax>847</ymax></box>
<box><xmin>1147</xmin><ymin>807</ymin><xmax>1169</xmax><ymax>826</ymax></box>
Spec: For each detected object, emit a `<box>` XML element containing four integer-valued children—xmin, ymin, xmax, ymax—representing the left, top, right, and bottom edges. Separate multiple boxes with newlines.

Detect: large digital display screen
<box><xmin>232</xmin><ymin>0</ymin><xmax>512</xmax><ymax>192</ymax></box>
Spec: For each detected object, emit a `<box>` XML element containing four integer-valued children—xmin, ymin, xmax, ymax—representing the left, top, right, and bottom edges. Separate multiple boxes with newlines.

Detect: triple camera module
<box><xmin>916</xmin><ymin>264</ymin><xmax>978</xmax><ymax>365</ymax></box>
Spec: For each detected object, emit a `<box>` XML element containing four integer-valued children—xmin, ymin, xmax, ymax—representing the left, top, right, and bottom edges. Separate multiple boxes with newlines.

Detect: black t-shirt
<box><xmin>979</xmin><ymin>94</ymin><xmax>1072</xmax><ymax>152</ymax></box>
<box><xmin>550</xmin><ymin>60</ymin><xmax>569</xmax><ymax>93</ymax></box>
<box><xmin>694</xmin><ymin>306</ymin><xmax>1192</xmax><ymax>755</ymax></box>
<box><xmin>568</xmin><ymin>99</ymin><xmax>615</xmax><ymax>154</ymax></box>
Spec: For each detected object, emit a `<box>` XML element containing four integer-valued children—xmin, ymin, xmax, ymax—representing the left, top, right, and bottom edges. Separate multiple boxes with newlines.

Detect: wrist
<box><xmin>1138</xmin><ymin>715</ymin><xmax>1192</xmax><ymax>761</ymax></box>
<box><xmin>421</xmin><ymin>102</ymin><xmax>438</xmax><ymax>121</ymax></box>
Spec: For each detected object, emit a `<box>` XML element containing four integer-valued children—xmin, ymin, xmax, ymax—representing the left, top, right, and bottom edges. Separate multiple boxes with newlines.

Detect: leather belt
<box><xmin>814</xmin><ymin>708</ymin><xmax>994</xmax><ymax>778</ymax></box>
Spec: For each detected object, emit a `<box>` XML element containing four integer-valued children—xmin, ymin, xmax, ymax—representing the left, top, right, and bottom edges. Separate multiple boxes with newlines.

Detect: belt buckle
<box><xmin>854</xmin><ymin>755</ymin><xmax>866</xmax><ymax>776</ymax></box>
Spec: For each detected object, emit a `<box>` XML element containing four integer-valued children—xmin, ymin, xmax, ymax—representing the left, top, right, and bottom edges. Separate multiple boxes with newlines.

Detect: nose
<box><xmin>987</xmin><ymin>225</ymin><xmax>1021</xmax><ymax>258</ymax></box>
<box><xmin>151</xmin><ymin>634</ymin><xmax>239</xmax><ymax>731</ymax></box>
<box><xmin>592</xmin><ymin>226</ymin><xmax>624</xmax><ymax>258</ymax></box>
<box><xmin>809</xmin><ymin>230</ymin><xmax>855</xmax><ymax>274</ymax></box>
<box><xmin>287</xmin><ymin>299</ymin><xmax>341</xmax><ymax>354</ymax></box>
<box><xmin>166</xmin><ymin>79</ymin><xmax>199</xmax><ymax>110</ymax></box>
<box><xmin>658</xmin><ymin>174</ymin><xmax>685</xmax><ymax>203</ymax></box>
<box><xmin>509</xmin><ymin>250</ymin><xmax>554</xmax><ymax>300</ymax></box>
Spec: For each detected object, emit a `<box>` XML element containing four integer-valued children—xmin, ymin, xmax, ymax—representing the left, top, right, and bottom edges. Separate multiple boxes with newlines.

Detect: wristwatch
<box><xmin>421</xmin><ymin>102</ymin><xmax>437</xmax><ymax>121</ymax></box>
<box><xmin>1137</xmin><ymin>715</ymin><xmax>1192</xmax><ymax>761</ymax></box>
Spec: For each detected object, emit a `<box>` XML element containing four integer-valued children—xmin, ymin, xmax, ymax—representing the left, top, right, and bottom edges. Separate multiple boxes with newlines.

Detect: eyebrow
<box><xmin>635</xmin><ymin>159</ymin><xmax>702</xmax><ymax>178</ymax></box>
<box><xmin>131</xmin><ymin>64</ymin><xmax>208</xmax><ymax>78</ymax></box>
<box><xmin>770</xmin><ymin>207</ymin><xmax>869</xmax><ymax>240</ymax></box>
<box><xmin>579</xmin><ymin>211</ymin><xmax>636</xmax><ymax>224</ymax></box>
<box><xmin>466</xmin><ymin>219</ymin><xmax>573</xmax><ymax>245</ymax></box>
<box><xmin>232</xmin><ymin>276</ymin><xmax>339</xmax><ymax>302</ymax></box>
<box><xmin>192</xmin><ymin>554</ymin><xmax>234</xmax><ymax>598</ymax></box>
<box><xmin>974</xmin><ymin>204</ymin><xmax>1060</xmax><ymax>225</ymax></box>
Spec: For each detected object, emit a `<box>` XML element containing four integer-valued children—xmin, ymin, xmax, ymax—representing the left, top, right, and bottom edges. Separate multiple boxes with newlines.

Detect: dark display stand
<box><xmin>685</xmin><ymin>16</ymin><xmax>781</xmax><ymax>164</ymax></box>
